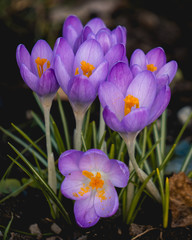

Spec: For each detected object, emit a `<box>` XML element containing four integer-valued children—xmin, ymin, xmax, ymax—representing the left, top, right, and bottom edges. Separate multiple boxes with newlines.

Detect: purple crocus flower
<box><xmin>98</xmin><ymin>61</ymin><xmax>175</xmax><ymax>134</ymax></box>
<box><xmin>62</xmin><ymin>15</ymin><xmax>127</xmax><ymax>68</ymax></box>
<box><xmin>130</xmin><ymin>47</ymin><xmax>178</xmax><ymax>91</ymax></box>
<box><xmin>58</xmin><ymin>149</ymin><xmax>129</xmax><ymax>228</ymax></box>
<box><xmin>54</xmin><ymin>37</ymin><xmax>108</xmax><ymax>115</ymax></box>
<box><xmin>16</xmin><ymin>40</ymin><xmax>59</xmax><ymax>97</ymax></box>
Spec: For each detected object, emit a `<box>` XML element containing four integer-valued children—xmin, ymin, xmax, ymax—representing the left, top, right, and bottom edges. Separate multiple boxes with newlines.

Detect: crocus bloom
<box><xmin>98</xmin><ymin>61</ymin><xmax>175</xmax><ymax>134</ymax></box>
<box><xmin>58</xmin><ymin>149</ymin><xmax>129</xmax><ymax>228</ymax></box>
<box><xmin>62</xmin><ymin>15</ymin><xmax>127</xmax><ymax>68</ymax></box>
<box><xmin>130</xmin><ymin>47</ymin><xmax>178</xmax><ymax>91</ymax></box>
<box><xmin>54</xmin><ymin>37</ymin><xmax>108</xmax><ymax>115</ymax></box>
<box><xmin>16</xmin><ymin>40</ymin><xmax>59</xmax><ymax>97</ymax></box>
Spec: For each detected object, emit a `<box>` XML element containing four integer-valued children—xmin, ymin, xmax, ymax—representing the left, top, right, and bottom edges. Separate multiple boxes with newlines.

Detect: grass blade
<box><xmin>3</xmin><ymin>213</ymin><xmax>13</xmax><ymax>240</ymax></box>
<box><xmin>180</xmin><ymin>145</ymin><xmax>192</xmax><ymax>172</ymax></box>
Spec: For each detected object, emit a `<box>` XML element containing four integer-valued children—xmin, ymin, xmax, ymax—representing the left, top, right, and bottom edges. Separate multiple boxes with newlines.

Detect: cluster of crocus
<box><xmin>16</xmin><ymin>14</ymin><xmax>178</xmax><ymax>228</ymax></box>
<box><xmin>58</xmin><ymin>149</ymin><xmax>129</xmax><ymax>228</ymax></box>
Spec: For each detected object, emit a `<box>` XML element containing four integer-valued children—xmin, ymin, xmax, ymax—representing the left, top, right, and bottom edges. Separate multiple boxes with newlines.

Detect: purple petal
<box><xmin>79</xmin><ymin>149</ymin><xmax>111</xmax><ymax>173</ymax></box>
<box><xmin>105</xmin><ymin>44</ymin><xmax>125</xmax><ymax>69</ymax></box>
<box><xmin>74</xmin><ymin>39</ymin><xmax>104</xmax><ymax>71</ymax></box>
<box><xmin>37</xmin><ymin>68</ymin><xmax>59</xmax><ymax>96</ymax></box>
<box><xmin>148</xmin><ymin>85</ymin><xmax>171</xmax><ymax>124</ymax></box>
<box><xmin>108</xmin><ymin>160</ymin><xmax>129</xmax><ymax>188</ymax></box>
<box><xmin>89</xmin><ymin>60</ymin><xmax>109</xmax><ymax>89</ymax></box>
<box><xmin>61</xmin><ymin>171</ymin><xmax>91</xmax><ymax>200</ymax></box>
<box><xmin>94</xmin><ymin>181</ymin><xmax>119</xmax><ymax>218</ymax></box>
<box><xmin>156</xmin><ymin>74</ymin><xmax>169</xmax><ymax>91</ymax></box>
<box><xmin>121</xmin><ymin>107</ymin><xmax>149</xmax><ymax>132</ymax></box>
<box><xmin>53</xmin><ymin>37</ymin><xmax>74</xmax><ymax>75</ymax></box>
<box><xmin>130</xmin><ymin>49</ymin><xmax>146</xmax><ymax>69</ymax></box>
<box><xmin>74</xmin><ymin>194</ymin><xmax>100</xmax><ymax>228</ymax></box>
<box><xmin>130</xmin><ymin>64</ymin><xmax>143</xmax><ymax>77</ymax></box>
<box><xmin>85</xmin><ymin>18</ymin><xmax>106</xmax><ymax>34</ymax></box>
<box><xmin>62</xmin><ymin>15</ymin><xmax>83</xmax><ymax>49</ymax></box>
<box><xmin>146</xmin><ymin>47</ymin><xmax>166</xmax><ymax>70</ymax></box>
<box><xmin>98</xmin><ymin>81</ymin><xmax>124</xmax><ymax>120</ymax></box>
<box><xmin>16</xmin><ymin>44</ymin><xmax>31</xmax><ymax>70</ymax></box>
<box><xmin>30</xmin><ymin>40</ymin><xmax>53</xmax><ymax>76</ymax></box>
<box><xmin>156</xmin><ymin>60</ymin><xmax>178</xmax><ymax>84</ymax></box>
<box><xmin>103</xmin><ymin>106</ymin><xmax>126</xmax><ymax>133</ymax></box>
<box><xmin>20</xmin><ymin>64</ymin><xmax>39</xmax><ymax>92</ymax></box>
<box><xmin>82</xmin><ymin>26</ymin><xmax>95</xmax><ymax>41</ymax></box>
<box><xmin>58</xmin><ymin>150</ymin><xmax>83</xmax><ymax>176</ymax></box>
<box><xmin>54</xmin><ymin>55</ymin><xmax>70</xmax><ymax>94</ymax></box>
<box><xmin>126</xmin><ymin>71</ymin><xmax>157</xmax><ymax>109</ymax></box>
<box><xmin>96</xmin><ymin>29</ymin><xmax>112</xmax><ymax>54</ymax></box>
<box><xmin>107</xmin><ymin>61</ymin><xmax>133</xmax><ymax>96</ymax></box>
<box><xmin>111</xmin><ymin>26</ymin><xmax>127</xmax><ymax>46</ymax></box>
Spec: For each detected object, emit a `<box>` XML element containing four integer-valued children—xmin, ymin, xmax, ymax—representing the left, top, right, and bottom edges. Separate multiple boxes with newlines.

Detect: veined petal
<box><xmin>108</xmin><ymin>160</ymin><xmax>129</xmax><ymax>188</ymax></box>
<box><xmin>62</xmin><ymin>15</ymin><xmax>83</xmax><ymax>49</ymax></box>
<box><xmin>74</xmin><ymin>39</ymin><xmax>104</xmax><ymax>70</ymax></box>
<box><xmin>146</xmin><ymin>47</ymin><xmax>166</xmax><ymax>69</ymax></box>
<box><xmin>131</xmin><ymin>64</ymin><xmax>143</xmax><ymax>77</ymax></box>
<box><xmin>31</xmin><ymin>40</ymin><xmax>53</xmax><ymax>76</ymax></box>
<box><xmin>111</xmin><ymin>26</ymin><xmax>127</xmax><ymax>46</ymax></box>
<box><xmin>74</xmin><ymin>194</ymin><xmax>100</xmax><ymax>228</ymax></box>
<box><xmin>53</xmin><ymin>37</ymin><xmax>74</xmax><ymax>75</ymax></box>
<box><xmin>130</xmin><ymin>49</ymin><xmax>146</xmax><ymax>69</ymax></box>
<box><xmin>103</xmin><ymin>106</ymin><xmax>126</xmax><ymax>133</ymax></box>
<box><xmin>82</xmin><ymin>26</ymin><xmax>95</xmax><ymax>41</ymax></box>
<box><xmin>156</xmin><ymin>60</ymin><xmax>178</xmax><ymax>84</ymax></box>
<box><xmin>85</xmin><ymin>17</ymin><xmax>106</xmax><ymax>34</ymax></box>
<box><xmin>37</xmin><ymin>68</ymin><xmax>59</xmax><ymax>96</ymax></box>
<box><xmin>156</xmin><ymin>74</ymin><xmax>169</xmax><ymax>91</ymax></box>
<box><xmin>148</xmin><ymin>85</ymin><xmax>171</xmax><ymax>124</ymax></box>
<box><xmin>79</xmin><ymin>149</ymin><xmax>111</xmax><ymax>173</ymax></box>
<box><xmin>105</xmin><ymin>44</ymin><xmax>125</xmax><ymax>69</ymax></box>
<box><xmin>61</xmin><ymin>171</ymin><xmax>90</xmax><ymax>200</ymax></box>
<box><xmin>94</xmin><ymin>181</ymin><xmax>119</xmax><ymax>218</ymax></box>
<box><xmin>99</xmin><ymin>81</ymin><xmax>125</xmax><ymax>120</ymax></box>
<box><xmin>16</xmin><ymin>44</ymin><xmax>31</xmax><ymax>70</ymax></box>
<box><xmin>107</xmin><ymin>61</ymin><xmax>133</xmax><ymax>96</ymax></box>
<box><xmin>96</xmin><ymin>29</ymin><xmax>112</xmax><ymax>54</ymax></box>
<box><xmin>54</xmin><ymin>55</ymin><xmax>70</xmax><ymax>94</ymax></box>
<box><xmin>121</xmin><ymin>107</ymin><xmax>149</xmax><ymax>132</ymax></box>
<box><xmin>20</xmin><ymin>64</ymin><xmax>39</xmax><ymax>93</ymax></box>
<box><xmin>89</xmin><ymin>60</ymin><xmax>109</xmax><ymax>88</ymax></box>
<box><xmin>126</xmin><ymin>71</ymin><xmax>157</xmax><ymax>109</ymax></box>
<box><xmin>58</xmin><ymin>150</ymin><xmax>83</xmax><ymax>176</ymax></box>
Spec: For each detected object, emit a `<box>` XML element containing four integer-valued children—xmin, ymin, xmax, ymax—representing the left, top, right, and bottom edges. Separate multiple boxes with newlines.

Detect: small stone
<box><xmin>51</xmin><ymin>223</ymin><xmax>62</xmax><ymax>234</ymax></box>
<box><xmin>177</xmin><ymin>106</ymin><xmax>192</xmax><ymax>125</ymax></box>
<box><xmin>29</xmin><ymin>223</ymin><xmax>42</xmax><ymax>239</ymax></box>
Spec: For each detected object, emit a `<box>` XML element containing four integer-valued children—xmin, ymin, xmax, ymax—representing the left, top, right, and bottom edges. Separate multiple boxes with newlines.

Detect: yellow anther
<box><xmin>75</xmin><ymin>60</ymin><xmax>95</xmax><ymax>78</ymax></box>
<box><xmin>35</xmin><ymin>57</ymin><xmax>50</xmax><ymax>78</ymax></box>
<box><xmin>147</xmin><ymin>63</ymin><xmax>157</xmax><ymax>72</ymax></box>
<box><xmin>124</xmin><ymin>94</ymin><xmax>139</xmax><ymax>116</ymax></box>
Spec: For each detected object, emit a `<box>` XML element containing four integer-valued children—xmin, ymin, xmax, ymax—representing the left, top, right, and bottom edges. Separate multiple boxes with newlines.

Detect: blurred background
<box><xmin>0</xmin><ymin>0</ymin><xmax>192</xmax><ymax>169</ymax></box>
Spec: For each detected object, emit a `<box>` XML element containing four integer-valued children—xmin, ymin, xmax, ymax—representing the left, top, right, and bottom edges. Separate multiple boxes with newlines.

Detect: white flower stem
<box><xmin>74</xmin><ymin>111</ymin><xmax>85</xmax><ymax>150</ymax></box>
<box><xmin>41</xmin><ymin>96</ymin><xmax>57</xmax><ymax>194</ymax></box>
<box><xmin>121</xmin><ymin>132</ymin><xmax>161</xmax><ymax>203</ymax></box>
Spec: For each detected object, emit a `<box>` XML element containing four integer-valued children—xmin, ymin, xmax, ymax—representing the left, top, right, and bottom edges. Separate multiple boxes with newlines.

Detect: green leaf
<box><xmin>3</xmin><ymin>213</ymin><xmax>13</xmax><ymax>240</ymax></box>
<box><xmin>51</xmin><ymin>119</ymin><xmax>65</xmax><ymax>154</ymax></box>
<box><xmin>0</xmin><ymin>179</ymin><xmax>21</xmax><ymax>194</ymax></box>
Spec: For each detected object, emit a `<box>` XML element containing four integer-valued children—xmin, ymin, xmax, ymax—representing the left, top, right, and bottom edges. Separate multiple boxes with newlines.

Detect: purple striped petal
<box><xmin>130</xmin><ymin>49</ymin><xmax>146</xmax><ymax>69</ymax></box>
<box><xmin>121</xmin><ymin>107</ymin><xmax>149</xmax><ymax>132</ymax></box>
<box><xmin>61</xmin><ymin>171</ymin><xmax>90</xmax><ymax>200</ymax></box>
<box><xmin>105</xmin><ymin>44</ymin><xmax>125</xmax><ymax>69</ymax></box>
<box><xmin>156</xmin><ymin>60</ymin><xmax>178</xmax><ymax>84</ymax></box>
<box><xmin>85</xmin><ymin>18</ymin><xmax>106</xmax><ymax>34</ymax></box>
<box><xmin>94</xmin><ymin>181</ymin><xmax>119</xmax><ymax>218</ymax></box>
<box><xmin>16</xmin><ymin>44</ymin><xmax>31</xmax><ymax>70</ymax></box>
<box><xmin>58</xmin><ymin>150</ymin><xmax>83</xmax><ymax>176</ymax></box>
<box><xmin>146</xmin><ymin>47</ymin><xmax>166</xmax><ymax>70</ymax></box>
<box><xmin>148</xmin><ymin>85</ymin><xmax>171</xmax><ymax>124</ymax></box>
<box><xmin>79</xmin><ymin>149</ymin><xmax>111</xmax><ymax>173</ymax></box>
<box><xmin>126</xmin><ymin>71</ymin><xmax>156</xmax><ymax>109</ymax></box>
<box><xmin>107</xmin><ymin>61</ymin><xmax>133</xmax><ymax>96</ymax></box>
<box><xmin>111</xmin><ymin>26</ymin><xmax>127</xmax><ymax>46</ymax></box>
<box><xmin>96</xmin><ymin>29</ymin><xmax>112</xmax><ymax>54</ymax></box>
<box><xmin>74</xmin><ymin>194</ymin><xmax>100</xmax><ymax>228</ymax></box>
<box><xmin>108</xmin><ymin>160</ymin><xmax>129</xmax><ymax>188</ymax></box>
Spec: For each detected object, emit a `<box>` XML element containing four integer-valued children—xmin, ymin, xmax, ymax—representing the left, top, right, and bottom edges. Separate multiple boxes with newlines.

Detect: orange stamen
<box><xmin>147</xmin><ymin>63</ymin><xmax>157</xmax><ymax>72</ymax></box>
<box><xmin>35</xmin><ymin>57</ymin><xmax>50</xmax><ymax>77</ymax></box>
<box><xmin>124</xmin><ymin>95</ymin><xmax>139</xmax><ymax>116</ymax></box>
<box><xmin>75</xmin><ymin>60</ymin><xmax>95</xmax><ymax>78</ymax></box>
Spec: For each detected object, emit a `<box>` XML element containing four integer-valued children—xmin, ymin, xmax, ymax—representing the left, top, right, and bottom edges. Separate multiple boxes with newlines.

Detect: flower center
<box><xmin>146</xmin><ymin>63</ymin><xmax>157</xmax><ymax>72</ymax></box>
<box><xmin>124</xmin><ymin>94</ymin><xmax>139</xmax><ymax>116</ymax></box>
<box><xmin>82</xmin><ymin>170</ymin><xmax>104</xmax><ymax>190</ymax></box>
<box><xmin>75</xmin><ymin>60</ymin><xmax>95</xmax><ymax>78</ymax></box>
<box><xmin>35</xmin><ymin>57</ymin><xmax>50</xmax><ymax>78</ymax></box>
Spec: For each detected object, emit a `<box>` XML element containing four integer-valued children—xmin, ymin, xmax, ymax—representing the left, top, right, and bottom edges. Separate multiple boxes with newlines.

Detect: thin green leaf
<box><xmin>180</xmin><ymin>145</ymin><xmax>192</xmax><ymax>172</ymax></box>
<box><xmin>3</xmin><ymin>213</ymin><xmax>13</xmax><ymax>240</ymax></box>
<box><xmin>92</xmin><ymin>121</ymin><xmax>97</xmax><ymax>148</ymax></box>
<box><xmin>160</xmin><ymin>110</ymin><xmax>167</xmax><ymax>158</ymax></box>
<box><xmin>109</xmin><ymin>144</ymin><xmax>115</xmax><ymax>159</ymax></box>
<box><xmin>51</xmin><ymin>119</ymin><xmax>65</xmax><ymax>154</ymax></box>
<box><xmin>163</xmin><ymin>177</ymin><xmax>169</xmax><ymax>228</ymax></box>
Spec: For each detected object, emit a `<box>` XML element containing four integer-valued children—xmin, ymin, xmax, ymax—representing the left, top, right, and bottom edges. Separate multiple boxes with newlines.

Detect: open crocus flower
<box><xmin>58</xmin><ymin>149</ymin><xmax>129</xmax><ymax>228</ymax></box>
<box><xmin>54</xmin><ymin>37</ymin><xmax>108</xmax><ymax>115</ymax></box>
<box><xmin>16</xmin><ymin>40</ymin><xmax>59</xmax><ymax>97</ymax></box>
<box><xmin>130</xmin><ymin>47</ymin><xmax>178</xmax><ymax>91</ymax></box>
<box><xmin>98</xmin><ymin>61</ymin><xmax>172</xmax><ymax>134</ymax></box>
<box><xmin>62</xmin><ymin>15</ymin><xmax>127</xmax><ymax>68</ymax></box>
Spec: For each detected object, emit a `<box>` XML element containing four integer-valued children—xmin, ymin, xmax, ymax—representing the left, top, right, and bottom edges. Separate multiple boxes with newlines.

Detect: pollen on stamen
<box><xmin>124</xmin><ymin>94</ymin><xmax>139</xmax><ymax>116</ymax></box>
<box><xmin>35</xmin><ymin>57</ymin><xmax>50</xmax><ymax>78</ymax></box>
<box><xmin>147</xmin><ymin>63</ymin><xmax>157</xmax><ymax>72</ymax></box>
